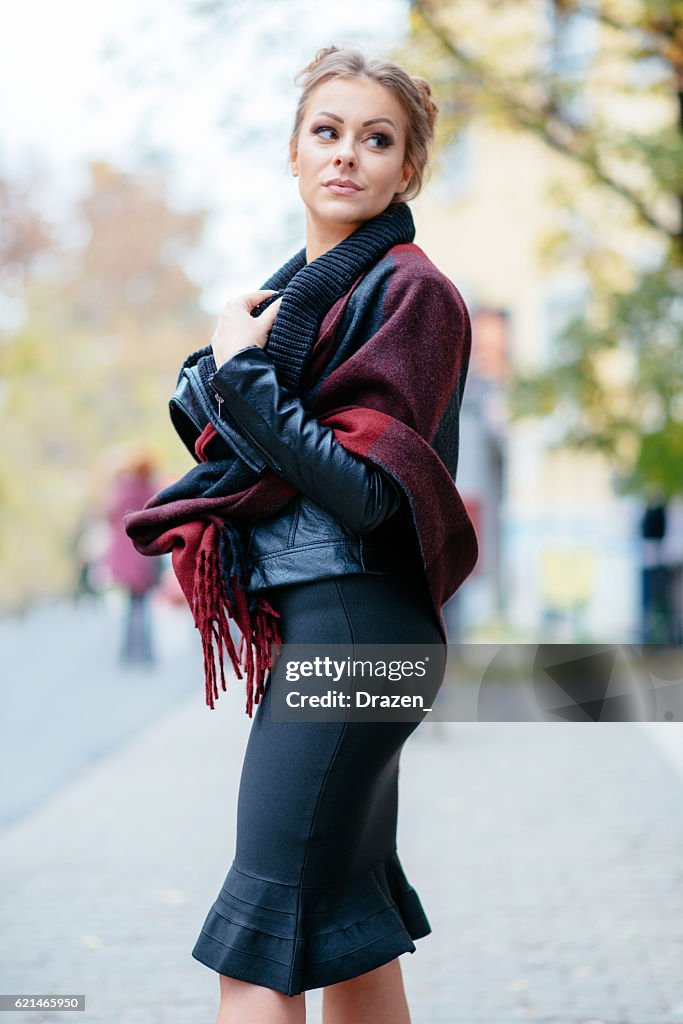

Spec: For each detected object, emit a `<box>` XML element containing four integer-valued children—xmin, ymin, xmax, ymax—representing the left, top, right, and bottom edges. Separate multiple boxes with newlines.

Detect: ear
<box><xmin>289</xmin><ymin>139</ymin><xmax>299</xmax><ymax>177</ymax></box>
<box><xmin>396</xmin><ymin>161</ymin><xmax>413</xmax><ymax>195</ymax></box>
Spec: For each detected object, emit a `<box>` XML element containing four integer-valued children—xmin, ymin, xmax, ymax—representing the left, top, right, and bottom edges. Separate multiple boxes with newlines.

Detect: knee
<box><xmin>218</xmin><ymin>974</ymin><xmax>305</xmax><ymax>1024</ymax></box>
<box><xmin>325</xmin><ymin>956</ymin><xmax>402</xmax><ymax>994</ymax></box>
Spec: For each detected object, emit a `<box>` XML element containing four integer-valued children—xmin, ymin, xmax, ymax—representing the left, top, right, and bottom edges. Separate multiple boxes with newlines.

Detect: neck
<box><xmin>304</xmin><ymin>208</ymin><xmax>363</xmax><ymax>264</ymax></box>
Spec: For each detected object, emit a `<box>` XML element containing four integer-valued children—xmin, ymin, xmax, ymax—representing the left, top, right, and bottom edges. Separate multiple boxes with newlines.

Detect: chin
<box><xmin>309</xmin><ymin>196</ymin><xmax>388</xmax><ymax>225</ymax></box>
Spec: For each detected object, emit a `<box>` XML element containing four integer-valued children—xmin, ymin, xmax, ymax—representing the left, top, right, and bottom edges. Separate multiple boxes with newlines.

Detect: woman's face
<box><xmin>290</xmin><ymin>76</ymin><xmax>413</xmax><ymax>231</ymax></box>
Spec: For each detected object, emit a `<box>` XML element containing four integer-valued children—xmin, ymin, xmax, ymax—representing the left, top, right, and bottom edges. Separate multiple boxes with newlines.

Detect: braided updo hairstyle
<box><xmin>289</xmin><ymin>45</ymin><xmax>439</xmax><ymax>205</ymax></box>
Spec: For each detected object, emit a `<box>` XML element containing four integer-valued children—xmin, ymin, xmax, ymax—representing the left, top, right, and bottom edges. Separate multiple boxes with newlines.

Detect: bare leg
<box><xmin>216</xmin><ymin>975</ymin><xmax>306</xmax><ymax>1024</ymax></box>
<box><xmin>322</xmin><ymin>958</ymin><xmax>411</xmax><ymax>1024</ymax></box>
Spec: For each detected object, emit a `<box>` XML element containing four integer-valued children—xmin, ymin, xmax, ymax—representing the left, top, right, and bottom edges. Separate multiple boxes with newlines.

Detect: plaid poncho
<box><xmin>124</xmin><ymin>201</ymin><xmax>478</xmax><ymax>715</ymax></box>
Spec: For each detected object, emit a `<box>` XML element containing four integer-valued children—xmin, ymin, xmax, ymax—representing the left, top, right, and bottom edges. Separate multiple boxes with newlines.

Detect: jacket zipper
<box><xmin>209</xmin><ymin>374</ymin><xmax>284</xmax><ymax>474</ymax></box>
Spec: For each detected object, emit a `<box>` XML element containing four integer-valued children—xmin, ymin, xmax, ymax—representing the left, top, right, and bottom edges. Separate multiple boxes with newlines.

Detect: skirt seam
<box><xmin>332</xmin><ymin>576</ymin><xmax>359</xmax><ymax>647</ymax></box>
<box><xmin>197</xmin><ymin>928</ymin><xmax>292</xmax><ymax>967</ymax></box>
<box><xmin>210</xmin><ymin>900</ymin><xmax>404</xmax><ymax>942</ymax></box>
<box><xmin>229</xmin><ymin>852</ymin><xmax>396</xmax><ymax>891</ymax></box>
<box><xmin>220</xmin><ymin>884</ymin><xmax>384</xmax><ymax>916</ymax></box>
<box><xmin>208</xmin><ymin>906</ymin><xmax>295</xmax><ymax>940</ymax></box>
<box><xmin>308</xmin><ymin>926</ymin><xmax>413</xmax><ymax>966</ymax></box>
<box><xmin>289</xmin><ymin>719</ymin><xmax>350</xmax><ymax>991</ymax></box>
<box><xmin>287</xmin><ymin>576</ymin><xmax>357</xmax><ymax>993</ymax></box>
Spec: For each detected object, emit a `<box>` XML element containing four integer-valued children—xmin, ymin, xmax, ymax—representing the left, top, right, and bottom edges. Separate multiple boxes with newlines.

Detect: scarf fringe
<box><xmin>192</xmin><ymin>530</ymin><xmax>282</xmax><ymax>715</ymax></box>
<box><xmin>239</xmin><ymin>596</ymin><xmax>283</xmax><ymax>717</ymax></box>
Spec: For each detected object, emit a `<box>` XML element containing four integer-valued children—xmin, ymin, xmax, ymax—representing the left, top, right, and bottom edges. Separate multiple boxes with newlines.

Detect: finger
<box><xmin>261</xmin><ymin>295</ymin><xmax>283</xmax><ymax>318</ymax></box>
<box><xmin>242</xmin><ymin>289</ymin><xmax>280</xmax><ymax>306</ymax></box>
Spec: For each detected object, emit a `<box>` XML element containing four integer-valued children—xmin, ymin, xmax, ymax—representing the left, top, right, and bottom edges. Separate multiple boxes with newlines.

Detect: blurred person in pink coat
<box><xmin>103</xmin><ymin>448</ymin><xmax>162</xmax><ymax>665</ymax></box>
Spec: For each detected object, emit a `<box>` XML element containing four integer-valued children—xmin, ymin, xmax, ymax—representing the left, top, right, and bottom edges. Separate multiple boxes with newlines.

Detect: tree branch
<box><xmin>412</xmin><ymin>0</ymin><xmax>676</xmax><ymax>239</ymax></box>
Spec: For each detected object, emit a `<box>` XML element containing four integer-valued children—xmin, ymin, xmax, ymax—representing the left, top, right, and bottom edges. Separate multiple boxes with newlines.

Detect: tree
<box><xmin>0</xmin><ymin>161</ymin><xmax>211</xmax><ymax>610</ymax></box>
<box><xmin>404</xmin><ymin>0</ymin><xmax>683</xmax><ymax>497</ymax></box>
<box><xmin>0</xmin><ymin>170</ymin><xmax>56</xmax><ymax>279</ymax></box>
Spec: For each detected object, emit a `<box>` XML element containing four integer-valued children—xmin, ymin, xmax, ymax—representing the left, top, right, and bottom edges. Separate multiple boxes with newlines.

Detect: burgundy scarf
<box><xmin>124</xmin><ymin>202</ymin><xmax>478</xmax><ymax>715</ymax></box>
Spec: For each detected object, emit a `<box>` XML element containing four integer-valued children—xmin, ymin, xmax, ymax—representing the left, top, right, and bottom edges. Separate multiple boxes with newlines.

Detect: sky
<box><xmin>0</xmin><ymin>0</ymin><xmax>408</xmax><ymax>308</ymax></box>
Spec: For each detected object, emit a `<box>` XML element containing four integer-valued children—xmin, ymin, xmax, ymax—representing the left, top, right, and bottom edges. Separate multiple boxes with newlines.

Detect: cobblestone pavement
<box><xmin>1</xmin><ymin>602</ymin><xmax>683</xmax><ymax>1023</ymax></box>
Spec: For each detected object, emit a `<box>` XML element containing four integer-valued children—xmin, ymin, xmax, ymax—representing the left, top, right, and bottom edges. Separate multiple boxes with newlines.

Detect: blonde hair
<box><xmin>289</xmin><ymin>45</ymin><xmax>439</xmax><ymax>204</ymax></box>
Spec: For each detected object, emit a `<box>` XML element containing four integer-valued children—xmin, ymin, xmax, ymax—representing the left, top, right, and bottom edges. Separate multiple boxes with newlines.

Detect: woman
<box><xmin>102</xmin><ymin>448</ymin><xmax>161</xmax><ymax>664</ymax></box>
<box><xmin>125</xmin><ymin>44</ymin><xmax>478</xmax><ymax>1024</ymax></box>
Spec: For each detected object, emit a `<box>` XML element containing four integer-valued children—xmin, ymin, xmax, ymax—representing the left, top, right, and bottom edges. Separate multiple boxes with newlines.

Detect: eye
<box><xmin>311</xmin><ymin>125</ymin><xmax>394</xmax><ymax>149</ymax></box>
<box><xmin>367</xmin><ymin>132</ymin><xmax>392</xmax><ymax>149</ymax></box>
<box><xmin>312</xmin><ymin>125</ymin><xmax>338</xmax><ymax>140</ymax></box>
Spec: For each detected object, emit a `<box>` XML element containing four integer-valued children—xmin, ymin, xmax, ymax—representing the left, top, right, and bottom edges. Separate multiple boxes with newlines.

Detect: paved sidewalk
<box><xmin>1</xmin><ymin>639</ymin><xmax>683</xmax><ymax>1022</ymax></box>
<box><xmin>0</xmin><ymin>594</ymin><xmax>198</xmax><ymax>828</ymax></box>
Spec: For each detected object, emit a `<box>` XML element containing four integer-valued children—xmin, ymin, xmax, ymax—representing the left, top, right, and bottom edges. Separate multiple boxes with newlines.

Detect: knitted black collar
<box><xmin>260</xmin><ymin>200</ymin><xmax>415</xmax><ymax>389</ymax></box>
<box><xmin>184</xmin><ymin>200</ymin><xmax>416</xmax><ymax>392</ymax></box>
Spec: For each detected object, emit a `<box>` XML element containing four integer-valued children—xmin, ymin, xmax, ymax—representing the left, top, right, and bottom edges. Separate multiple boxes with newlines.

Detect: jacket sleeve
<box><xmin>206</xmin><ymin>346</ymin><xmax>403</xmax><ymax>534</ymax></box>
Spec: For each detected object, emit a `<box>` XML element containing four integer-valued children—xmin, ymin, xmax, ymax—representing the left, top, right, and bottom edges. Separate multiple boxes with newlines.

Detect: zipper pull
<box><xmin>208</xmin><ymin>372</ymin><xmax>223</xmax><ymax>418</ymax></box>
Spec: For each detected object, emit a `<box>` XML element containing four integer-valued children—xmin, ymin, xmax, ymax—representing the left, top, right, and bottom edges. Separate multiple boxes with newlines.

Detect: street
<box><xmin>1</xmin><ymin>597</ymin><xmax>683</xmax><ymax>1023</ymax></box>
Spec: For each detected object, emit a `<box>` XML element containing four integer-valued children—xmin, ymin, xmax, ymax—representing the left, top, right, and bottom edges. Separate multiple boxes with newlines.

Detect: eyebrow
<box><xmin>312</xmin><ymin>111</ymin><xmax>398</xmax><ymax>131</ymax></box>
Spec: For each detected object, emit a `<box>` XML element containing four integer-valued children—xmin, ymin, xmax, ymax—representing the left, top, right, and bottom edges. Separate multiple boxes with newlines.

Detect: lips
<box><xmin>324</xmin><ymin>177</ymin><xmax>362</xmax><ymax>190</ymax></box>
<box><xmin>324</xmin><ymin>179</ymin><xmax>364</xmax><ymax>196</ymax></box>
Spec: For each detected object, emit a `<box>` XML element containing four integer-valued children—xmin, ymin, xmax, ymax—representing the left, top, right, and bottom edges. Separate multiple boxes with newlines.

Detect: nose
<box><xmin>333</xmin><ymin>136</ymin><xmax>357</xmax><ymax>169</ymax></box>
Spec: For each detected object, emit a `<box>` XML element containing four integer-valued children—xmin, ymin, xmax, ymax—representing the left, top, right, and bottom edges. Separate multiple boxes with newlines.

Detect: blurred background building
<box><xmin>1</xmin><ymin>0</ymin><xmax>681</xmax><ymax>645</ymax></box>
<box><xmin>408</xmin><ymin>0</ymin><xmax>683</xmax><ymax>643</ymax></box>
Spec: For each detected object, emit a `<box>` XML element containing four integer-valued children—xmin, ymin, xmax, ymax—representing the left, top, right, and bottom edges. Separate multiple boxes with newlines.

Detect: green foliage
<box><xmin>406</xmin><ymin>0</ymin><xmax>683</xmax><ymax>495</ymax></box>
<box><xmin>509</xmin><ymin>263</ymin><xmax>683</xmax><ymax>495</ymax></box>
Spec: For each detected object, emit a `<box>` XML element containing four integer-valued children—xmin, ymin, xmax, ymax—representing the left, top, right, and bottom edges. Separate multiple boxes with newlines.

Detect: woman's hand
<box><xmin>211</xmin><ymin>290</ymin><xmax>284</xmax><ymax>369</ymax></box>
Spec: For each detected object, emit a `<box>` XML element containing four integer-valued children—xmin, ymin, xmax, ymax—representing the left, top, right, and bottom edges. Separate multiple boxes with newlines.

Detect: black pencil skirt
<box><xmin>191</xmin><ymin>569</ymin><xmax>447</xmax><ymax>996</ymax></box>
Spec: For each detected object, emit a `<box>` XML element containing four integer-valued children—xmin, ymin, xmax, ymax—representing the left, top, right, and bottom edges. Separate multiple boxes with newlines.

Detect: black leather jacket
<box><xmin>206</xmin><ymin>346</ymin><xmax>404</xmax><ymax>592</ymax></box>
